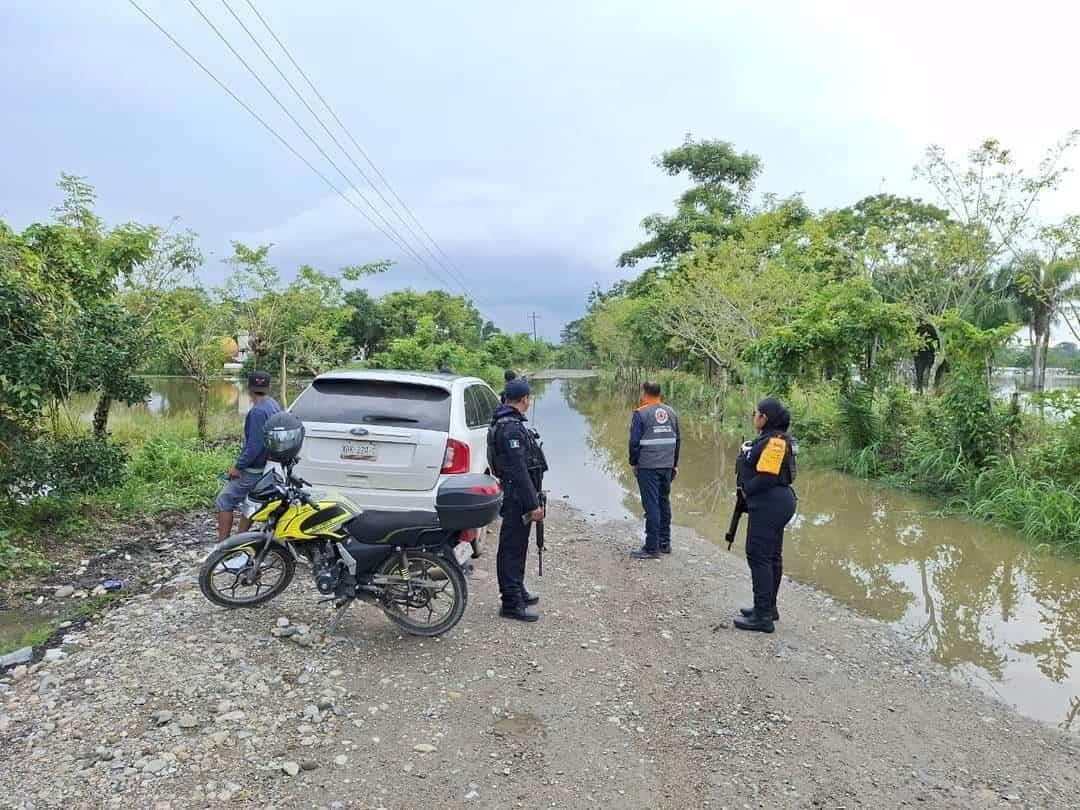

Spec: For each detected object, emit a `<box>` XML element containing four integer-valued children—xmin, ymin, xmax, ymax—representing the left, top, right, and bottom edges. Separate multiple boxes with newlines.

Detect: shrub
<box><xmin>0</xmin><ymin>435</ymin><xmax>128</xmax><ymax>501</ymax></box>
<box><xmin>0</xmin><ymin>529</ymin><xmax>50</xmax><ymax>580</ymax></box>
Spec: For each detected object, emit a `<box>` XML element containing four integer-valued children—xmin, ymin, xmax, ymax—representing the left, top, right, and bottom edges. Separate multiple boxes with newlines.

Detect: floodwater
<box><xmin>6</xmin><ymin>374</ymin><xmax>1080</xmax><ymax>732</ymax></box>
<box><xmin>534</xmin><ymin>378</ymin><xmax>1080</xmax><ymax>732</ymax></box>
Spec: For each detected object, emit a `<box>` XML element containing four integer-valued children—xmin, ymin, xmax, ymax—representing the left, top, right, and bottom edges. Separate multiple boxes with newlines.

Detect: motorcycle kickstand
<box><xmin>326</xmin><ymin>597</ymin><xmax>355</xmax><ymax>636</ymax></box>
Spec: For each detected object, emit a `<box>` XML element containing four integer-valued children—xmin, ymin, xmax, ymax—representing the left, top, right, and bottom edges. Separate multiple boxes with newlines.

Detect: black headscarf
<box><xmin>756</xmin><ymin>397</ymin><xmax>791</xmax><ymax>433</ymax></box>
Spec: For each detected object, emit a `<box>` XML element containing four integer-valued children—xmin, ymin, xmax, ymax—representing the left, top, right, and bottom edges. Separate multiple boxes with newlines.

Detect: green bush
<box><xmin>1</xmin><ymin>435</ymin><xmax>129</xmax><ymax>501</ymax></box>
<box><xmin>0</xmin><ymin>529</ymin><xmax>51</xmax><ymax>580</ymax></box>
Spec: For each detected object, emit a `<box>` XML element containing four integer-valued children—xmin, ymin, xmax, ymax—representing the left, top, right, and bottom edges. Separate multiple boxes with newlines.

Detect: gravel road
<box><xmin>2</xmin><ymin>502</ymin><xmax>1078</xmax><ymax>809</ymax></box>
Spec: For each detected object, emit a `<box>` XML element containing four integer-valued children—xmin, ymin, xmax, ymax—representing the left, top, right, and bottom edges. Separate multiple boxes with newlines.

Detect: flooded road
<box><xmin>535</xmin><ymin>378</ymin><xmax>1080</xmax><ymax>731</ymax></box>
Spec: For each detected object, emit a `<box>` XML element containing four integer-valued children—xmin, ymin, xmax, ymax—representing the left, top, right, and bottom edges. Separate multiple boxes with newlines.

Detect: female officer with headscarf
<box><xmin>733</xmin><ymin>398</ymin><xmax>797</xmax><ymax>633</ymax></box>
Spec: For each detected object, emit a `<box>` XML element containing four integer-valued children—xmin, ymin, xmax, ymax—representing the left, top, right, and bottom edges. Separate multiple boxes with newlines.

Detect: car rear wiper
<box><xmin>362</xmin><ymin>414</ymin><xmax>420</xmax><ymax>424</ymax></box>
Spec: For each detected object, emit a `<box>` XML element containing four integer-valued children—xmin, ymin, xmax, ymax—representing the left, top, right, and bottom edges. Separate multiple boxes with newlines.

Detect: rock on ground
<box><xmin>1</xmin><ymin>502</ymin><xmax>1078</xmax><ymax>809</ymax></box>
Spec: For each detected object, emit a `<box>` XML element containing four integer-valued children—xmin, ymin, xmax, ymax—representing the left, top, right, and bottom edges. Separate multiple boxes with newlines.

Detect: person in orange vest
<box><xmin>628</xmin><ymin>381</ymin><xmax>680</xmax><ymax>559</ymax></box>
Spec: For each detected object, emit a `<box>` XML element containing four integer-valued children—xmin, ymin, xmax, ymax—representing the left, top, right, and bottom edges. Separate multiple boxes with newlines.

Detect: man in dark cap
<box><xmin>499</xmin><ymin>369</ymin><xmax>517</xmax><ymax>404</ymax></box>
<box><xmin>733</xmin><ymin>398</ymin><xmax>797</xmax><ymax>633</ymax></box>
<box><xmin>486</xmin><ymin>378</ymin><xmax>547</xmax><ymax>622</ymax></box>
<box><xmin>215</xmin><ymin>370</ymin><xmax>281</xmax><ymax>541</ymax></box>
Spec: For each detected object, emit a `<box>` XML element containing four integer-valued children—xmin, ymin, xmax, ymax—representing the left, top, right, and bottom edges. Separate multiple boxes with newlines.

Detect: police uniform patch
<box><xmin>655</xmin><ymin>408</ymin><xmax>669</xmax><ymax>424</ymax></box>
<box><xmin>756</xmin><ymin>437</ymin><xmax>787</xmax><ymax>475</ymax></box>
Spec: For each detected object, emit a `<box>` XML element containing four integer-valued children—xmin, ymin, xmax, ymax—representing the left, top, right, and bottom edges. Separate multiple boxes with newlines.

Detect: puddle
<box><xmin>493</xmin><ymin>711</ymin><xmax>545</xmax><ymax>739</ymax></box>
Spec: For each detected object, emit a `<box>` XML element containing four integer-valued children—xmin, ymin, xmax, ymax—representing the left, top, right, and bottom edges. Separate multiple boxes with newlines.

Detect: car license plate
<box><xmin>340</xmin><ymin>441</ymin><xmax>377</xmax><ymax>461</ymax></box>
<box><xmin>453</xmin><ymin>541</ymin><xmax>473</xmax><ymax>566</ymax></box>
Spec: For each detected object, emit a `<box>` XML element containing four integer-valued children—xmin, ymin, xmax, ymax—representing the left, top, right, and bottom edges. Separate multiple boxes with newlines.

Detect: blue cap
<box><xmin>503</xmin><ymin>378</ymin><xmax>531</xmax><ymax>401</ymax></box>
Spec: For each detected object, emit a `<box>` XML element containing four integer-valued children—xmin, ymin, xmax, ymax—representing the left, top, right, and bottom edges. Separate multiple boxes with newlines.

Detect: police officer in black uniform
<box><xmin>487</xmin><ymin>378</ymin><xmax>548</xmax><ymax>622</ymax></box>
<box><xmin>499</xmin><ymin>369</ymin><xmax>517</xmax><ymax>404</ymax></box>
<box><xmin>733</xmin><ymin>398</ymin><xmax>798</xmax><ymax>634</ymax></box>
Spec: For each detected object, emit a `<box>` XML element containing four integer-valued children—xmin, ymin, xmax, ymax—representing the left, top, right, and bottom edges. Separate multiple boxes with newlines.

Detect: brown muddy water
<box><xmin>536</xmin><ymin>378</ymin><xmax>1080</xmax><ymax>732</ymax></box>
<box><xmin>6</xmin><ymin>375</ymin><xmax>1079</xmax><ymax>732</ymax></box>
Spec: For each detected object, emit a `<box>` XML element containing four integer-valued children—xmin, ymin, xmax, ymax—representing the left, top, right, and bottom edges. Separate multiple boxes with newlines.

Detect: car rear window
<box><xmin>290</xmin><ymin>379</ymin><xmax>451</xmax><ymax>431</ymax></box>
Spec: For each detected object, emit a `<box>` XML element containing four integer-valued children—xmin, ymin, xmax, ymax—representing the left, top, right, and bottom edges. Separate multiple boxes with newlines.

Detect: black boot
<box><xmin>499</xmin><ymin>604</ymin><xmax>539</xmax><ymax>623</ymax></box>
<box><xmin>733</xmin><ymin>611</ymin><xmax>775</xmax><ymax>633</ymax></box>
<box><xmin>740</xmin><ymin>606</ymin><xmax>779</xmax><ymax>621</ymax></box>
<box><xmin>523</xmin><ymin>590</ymin><xmax>540</xmax><ymax>606</ymax></box>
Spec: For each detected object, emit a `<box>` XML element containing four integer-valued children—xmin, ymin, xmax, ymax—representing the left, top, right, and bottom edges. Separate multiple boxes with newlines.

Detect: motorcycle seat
<box><xmin>343</xmin><ymin>510</ymin><xmax>442</xmax><ymax>546</ymax></box>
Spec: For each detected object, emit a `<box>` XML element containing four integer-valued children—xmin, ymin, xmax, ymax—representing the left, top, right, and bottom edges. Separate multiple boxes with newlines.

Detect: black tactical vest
<box><xmin>737</xmin><ymin>431</ymin><xmax>798</xmax><ymax>487</ymax></box>
<box><xmin>487</xmin><ymin>416</ymin><xmax>548</xmax><ymax>481</ymax></box>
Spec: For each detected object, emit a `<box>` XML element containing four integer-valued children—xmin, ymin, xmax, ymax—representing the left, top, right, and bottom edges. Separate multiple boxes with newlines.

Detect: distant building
<box><xmin>223</xmin><ymin>334</ymin><xmax>251</xmax><ymax>375</ymax></box>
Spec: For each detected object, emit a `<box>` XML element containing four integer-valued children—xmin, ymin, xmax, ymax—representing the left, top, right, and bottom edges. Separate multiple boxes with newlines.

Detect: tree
<box><xmin>121</xmin><ymin>223</ymin><xmax>203</xmax><ymax>321</ymax></box>
<box><xmin>912</xmin><ymin>135</ymin><xmax>1080</xmax><ymax>386</ymax></box>
<box><xmin>655</xmin><ymin>202</ymin><xmax>826</xmax><ymax>390</ymax></box>
<box><xmin>220</xmin><ymin>242</ymin><xmax>284</xmax><ymax>369</ymax></box>
<box><xmin>159</xmin><ymin>287</ymin><xmax>229</xmax><ymax>440</ymax></box>
<box><xmin>618</xmin><ymin>136</ymin><xmax>762</xmax><ymax>267</ymax></box>
<box><xmin>222</xmin><ymin>245</ymin><xmax>386</xmax><ymax>400</ymax></box>
<box><xmin>379</xmin><ymin>289</ymin><xmax>484</xmax><ymax>347</ymax></box>
<box><xmin>278</xmin><ymin>266</ymin><xmax>351</xmax><ymax>378</ymax></box>
<box><xmin>999</xmin><ymin>220</ymin><xmax>1080</xmax><ymax>390</ymax></box>
<box><xmin>342</xmin><ymin>289</ymin><xmax>383</xmax><ymax>359</ymax></box>
<box><xmin>3</xmin><ymin>176</ymin><xmax>158</xmax><ymax>437</ymax></box>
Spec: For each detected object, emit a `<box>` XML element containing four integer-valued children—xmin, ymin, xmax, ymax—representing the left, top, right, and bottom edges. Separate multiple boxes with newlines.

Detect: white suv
<box><xmin>289</xmin><ymin>370</ymin><xmax>502</xmax><ymax>516</ymax></box>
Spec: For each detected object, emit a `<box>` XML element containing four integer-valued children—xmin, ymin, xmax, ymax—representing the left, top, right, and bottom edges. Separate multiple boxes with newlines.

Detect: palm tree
<box><xmin>1000</xmin><ymin>252</ymin><xmax>1080</xmax><ymax>391</ymax></box>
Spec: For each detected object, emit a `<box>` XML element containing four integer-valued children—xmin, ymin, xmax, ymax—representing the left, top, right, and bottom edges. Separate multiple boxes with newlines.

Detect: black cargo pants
<box><xmin>497</xmin><ymin>496</ymin><xmax>531</xmax><ymax>609</ymax></box>
<box><xmin>745</xmin><ymin>486</ymin><xmax>797</xmax><ymax>614</ymax></box>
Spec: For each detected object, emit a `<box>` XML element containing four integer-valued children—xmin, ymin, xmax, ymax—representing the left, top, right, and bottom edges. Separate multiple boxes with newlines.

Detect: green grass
<box><xmin>1</xmin><ymin>437</ymin><xmax>234</xmax><ymax>579</ymax></box>
<box><xmin>101</xmin><ymin>409</ymin><xmax>239</xmax><ymax>446</ymax></box>
<box><xmin>0</xmin><ymin>593</ymin><xmax>121</xmax><ymax>655</ymax></box>
<box><xmin>0</xmin><ymin>622</ymin><xmax>53</xmax><ymax>656</ymax></box>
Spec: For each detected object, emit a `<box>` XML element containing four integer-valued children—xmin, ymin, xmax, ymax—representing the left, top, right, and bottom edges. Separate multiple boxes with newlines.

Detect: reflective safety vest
<box><xmin>636</xmin><ymin>402</ymin><xmax>679</xmax><ymax>469</ymax></box>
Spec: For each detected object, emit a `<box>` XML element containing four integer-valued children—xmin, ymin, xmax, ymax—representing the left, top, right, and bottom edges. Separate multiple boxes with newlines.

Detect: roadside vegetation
<box><xmin>0</xmin><ymin>177</ymin><xmax>552</xmax><ymax>579</ymax></box>
<box><xmin>562</xmin><ymin>135</ymin><xmax>1080</xmax><ymax>552</ymax></box>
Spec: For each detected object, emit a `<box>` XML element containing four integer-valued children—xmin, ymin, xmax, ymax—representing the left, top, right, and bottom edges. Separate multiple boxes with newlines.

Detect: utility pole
<box><xmin>528</xmin><ymin>312</ymin><xmax>540</xmax><ymax>342</ymax></box>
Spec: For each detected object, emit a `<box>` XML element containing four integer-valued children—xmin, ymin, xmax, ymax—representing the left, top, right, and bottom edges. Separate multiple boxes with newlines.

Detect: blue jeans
<box><xmin>636</xmin><ymin>468</ymin><xmax>672</xmax><ymax>553</ymax></box>
<box><xmin>215</xmin><ymin>469</ymin><xmax>264</xmax><ymax>513</ymax></box>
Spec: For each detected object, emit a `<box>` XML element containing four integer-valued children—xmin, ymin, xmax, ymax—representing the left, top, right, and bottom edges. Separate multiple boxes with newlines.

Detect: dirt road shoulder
<box><xmin>2</xmin><ymin>502</ymin><xmax>1077</xmax><ymax>809</ymax></box>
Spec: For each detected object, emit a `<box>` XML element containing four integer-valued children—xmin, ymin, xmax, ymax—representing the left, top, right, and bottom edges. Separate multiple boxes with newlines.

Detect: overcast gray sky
<box><xmin>3</xmin><ymin>0</ymin><xmax>1078</xmax><ymax>339</ymax></box>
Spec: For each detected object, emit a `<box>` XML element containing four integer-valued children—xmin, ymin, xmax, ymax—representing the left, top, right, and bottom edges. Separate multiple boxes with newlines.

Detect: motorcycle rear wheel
<box><xmin>378</xmin><ymin>551</ymin><xmax>467</xmax><ymax>637</ymax></box>
<box><xmin>199</xmin><ymin>542</ymin><xmax>295</xmax><ymax>608</ymax></box>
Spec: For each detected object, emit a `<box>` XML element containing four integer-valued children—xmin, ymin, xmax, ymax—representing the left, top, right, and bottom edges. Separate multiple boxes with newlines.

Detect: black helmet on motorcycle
<box><xmin>263</xmin><ymin>411</ymin><xmax>305</xmax><ymax>463</ymax></box>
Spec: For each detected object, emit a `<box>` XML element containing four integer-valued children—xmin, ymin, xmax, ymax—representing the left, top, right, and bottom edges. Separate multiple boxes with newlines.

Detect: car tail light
<box><xmin>467</xmin><ymin>484</ymin><xmax>501</xmax><ymax>495</ymax></box>
<box><xmin>440</xmin><ymin>438</ymin><xmax>470</xmax><ymax>474</ymax></box>
<box><xmin>458</xmin><ymin>528</ymin><xmax>478</xmax><ymax>543</ymax></box>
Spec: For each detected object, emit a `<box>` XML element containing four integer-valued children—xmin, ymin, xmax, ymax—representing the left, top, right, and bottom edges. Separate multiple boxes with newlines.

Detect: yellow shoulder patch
<box><xmin>756</xmin><ymin>437</ymin><xmax>787</xmax><ymax>475</ymax></box>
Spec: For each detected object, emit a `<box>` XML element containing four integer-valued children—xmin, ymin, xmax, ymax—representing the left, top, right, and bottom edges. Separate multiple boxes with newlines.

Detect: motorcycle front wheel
<box><xmin>199</xmin><ymin>541</ymin><xmax>295</xmax><ymax>608</ymax></box>
<box><xmin>377</xmin><ymin>551</ymin><xmax>467</xmax><ymax>637</ymax></box>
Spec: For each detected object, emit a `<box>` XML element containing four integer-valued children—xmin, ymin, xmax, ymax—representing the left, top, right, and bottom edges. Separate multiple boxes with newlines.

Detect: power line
<box><xmin>127</xmin><ymin>0</ymin><xmax>453</xmax><ymax>291</ymax></box>
<box><xmin>182</xmin><ymin>0</ymin><xmax>461</xmax><ymax>294</ymax></box>
<box><xmin>126</xmin><ymin>0</ymin><xmax>496</xmax><ymax>325</ymax></box>
<box><xmin>218</xmin><ymin>0</ymin><xmax>471</xmax><ymax>295</ymax></box>
<box><xmin>241</xmin><ymin>0</ymin><xmax>474</xmax><ymax>293</ymax></box>
<box><xmin>124</xmin><ymin>1</ymin><xmax>377</xmax><ymax>240</ymax></box>
<box><xmin>528</xmin><ymin>312</ymin><xmax>541</xmax><ymax>342</ymax></box>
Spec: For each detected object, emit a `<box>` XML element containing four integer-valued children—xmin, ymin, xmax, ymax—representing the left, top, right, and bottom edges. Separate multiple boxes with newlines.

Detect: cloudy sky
<box><xmin>3</xmin><ymin>0</ymin><xmax>1078</xmax><ymax>339</ymax></box>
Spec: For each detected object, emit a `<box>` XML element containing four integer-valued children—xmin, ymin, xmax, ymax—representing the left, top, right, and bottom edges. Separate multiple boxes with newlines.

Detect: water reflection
<box><xmin>70</xmin><ymin>376</ymin><xmax>311</xmax><ymax>420</ymax></box>
<box><xmin>541</xmin><ymin>379</ymin><xmax>1080</xmax><ymax>730</ymax></box>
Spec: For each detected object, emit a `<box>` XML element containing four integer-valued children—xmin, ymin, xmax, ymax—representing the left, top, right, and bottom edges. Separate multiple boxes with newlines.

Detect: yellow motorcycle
<box><xmin>199</xmin><ymin>413</ymin><xmax>502</xmax><ymax>637</ymax></box>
